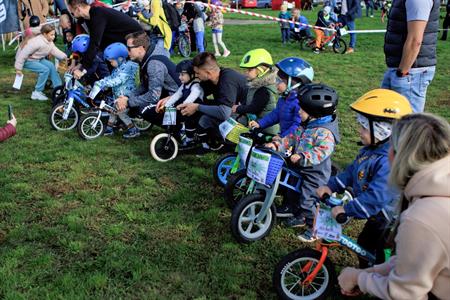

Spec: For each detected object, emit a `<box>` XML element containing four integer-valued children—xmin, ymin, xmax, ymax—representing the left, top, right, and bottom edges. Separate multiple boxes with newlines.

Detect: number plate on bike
<box><xmin>163</xmin><ymin>107</ymin><xmax>177</xmax><ymax>126</ymax></box>
<box><xmin>246</xmin><ymin>149</ymin><xmax>271</xmax><ymax>185</ymax></box>
<box><xmin>238</xmin><ymin>135</ymin><xmax>252</xmax><ymax>165</ymax></box>
<box><xmin>313</xmin><ymin>207</ymin><xmax>342</xmax><ymax>241</ymax></box>
<box><xmin>339</xmin><ymin>28</ymin><xmax>348</xmax><ymax>36</ymax></box>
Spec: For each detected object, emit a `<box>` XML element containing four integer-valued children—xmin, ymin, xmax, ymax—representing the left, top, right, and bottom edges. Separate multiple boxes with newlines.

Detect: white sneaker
<box><xmin>223</xmin><ymin>50</ymin><xmax>231</xmax><ymax>58</ymax></box>
<box><xmin>214</xmin><ymin>52</ymin><xmax>222</xmax><ymax>57</ymax></box>
<box><xmin>31</xmin><ymin>91</ymin><xmax>48</xmax><ymax>101</ymax></box>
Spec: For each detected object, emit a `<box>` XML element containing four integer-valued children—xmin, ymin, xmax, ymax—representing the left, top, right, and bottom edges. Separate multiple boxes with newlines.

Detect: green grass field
<box><xmin>0</xmin><ymin>9</ymin><xmax>449</xmax><ymax>299</ymax></box>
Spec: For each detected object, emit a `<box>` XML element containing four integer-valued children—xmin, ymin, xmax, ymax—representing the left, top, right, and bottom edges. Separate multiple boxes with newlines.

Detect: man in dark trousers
<box><xmin>381</xmin><ymin>0</ymin><xmax>439</xmax><ymax>112</ymax></box>
<box><xmin>67</xmin><ymin>0</ymin><xmax>142</xmax><ymax>78</ymax></box>
<box><xmin>340</xmin><ymin>0</ymin><xmax>361</xmax><ymax>54</ymax></box>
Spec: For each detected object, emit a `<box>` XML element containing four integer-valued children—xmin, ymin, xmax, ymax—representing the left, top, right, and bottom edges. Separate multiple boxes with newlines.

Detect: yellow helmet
<box><xmin>350</xmin><ymin>89</ymin><xmax>412</xmax><ymax>120</ymax></box>
<box><xmin>240</xmin><ymin>49</ymin><xmax>273</xmax><ymax>77</ymax></box>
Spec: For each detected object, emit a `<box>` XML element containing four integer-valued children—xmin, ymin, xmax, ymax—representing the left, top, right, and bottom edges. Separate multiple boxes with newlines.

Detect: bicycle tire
<box><xmin>179</xmin><ymin>35</ymin><xmax>191</xmax><ymax>58</ymax></box>
<box><xmin>273</xmin><ymin>248</ymin><xmax>336</xmax><ymax>300</ymax></box>
<box><xmin>333</xmin><ymin>38</ymin><xmax>347</xmax><ymax>54</ymax></box>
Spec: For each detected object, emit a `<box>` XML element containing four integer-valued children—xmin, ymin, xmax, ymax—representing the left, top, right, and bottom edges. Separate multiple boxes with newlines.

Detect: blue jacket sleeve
<box><xmin>344</xmin><ymin>156</ymin><xmax>392</xmax><ymax>219</ymax></box>
<box><xmin>327</xmin><ymin>160</ymin><xmax>355</xmax><ymax>193</ymax></box>
<box><xmin>284</xmin><ymin>101</ymin><xmax>301</xmax><ymax>137</ymax></box>
<box><xmin>257</xmin><ymin>102</ymin><xmax>280</xmax><ymax>130</ymax></box>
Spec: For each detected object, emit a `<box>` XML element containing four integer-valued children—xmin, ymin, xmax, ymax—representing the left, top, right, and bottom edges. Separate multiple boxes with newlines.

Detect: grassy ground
<box><xmin>0</xmin><ymin>9</ymin><xmax>449</xmax><ymax>299</ymax></box>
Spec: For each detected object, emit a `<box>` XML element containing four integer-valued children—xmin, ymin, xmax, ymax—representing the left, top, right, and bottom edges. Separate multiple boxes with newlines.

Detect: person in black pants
<box><xmin>441</xmin><ymin>0</ymin><xmax>450</xmax><ymax>41</ymax></box>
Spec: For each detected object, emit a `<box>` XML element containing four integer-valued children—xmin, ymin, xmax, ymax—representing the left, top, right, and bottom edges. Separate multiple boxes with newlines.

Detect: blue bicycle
<box><xmin>272</xmin><ymin>192</ymin><xmax>380</xmax><ymax>300</ymax></box>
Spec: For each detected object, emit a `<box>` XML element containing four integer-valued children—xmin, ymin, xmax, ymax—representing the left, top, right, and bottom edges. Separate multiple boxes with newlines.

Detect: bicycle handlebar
<box><xmin>320</xmin><ymin>193</ymin><xmax>349</xmax><ymax>224</ymax></box>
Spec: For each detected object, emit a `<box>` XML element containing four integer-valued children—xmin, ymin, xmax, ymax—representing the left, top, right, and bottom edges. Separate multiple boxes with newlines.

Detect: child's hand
<box><xmin>290</xmin><ymin>153</ymin><xmax>301</xmax><ymax>164</ymax></box>
<box><xmin>248</xmin><ymin>120</ymin><xmax>260</xmax><ymax>129</ymax></box>
<box><xmin>15</xmin><ymin>70</ymin><xmax>23</xmax><ymax>76</ymax></box>
<box><xmin>231</xmin><ymin>104</ymin><xmax>239</xmax><ymax>113</ymax></box>
<box><xmin>265</xmin><ymin>142</ymin><xmax>277</xmax><ymax>151</ymax></box>
<box><xmin>316</xmin><ymin>186</ymin><xmax>332</xmax><ymax>199</ymax></box>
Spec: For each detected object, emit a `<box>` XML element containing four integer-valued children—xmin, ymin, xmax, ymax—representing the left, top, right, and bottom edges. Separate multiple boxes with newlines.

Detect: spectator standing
<box><xmin>340</xmin><ymin>0</ymin><xmax>361</xmax><ymax>54</ymax></box>
<box><xmin>381</xmin><ymin>0</ymin><xmax>440</xmax><ymax>112</ymax></box>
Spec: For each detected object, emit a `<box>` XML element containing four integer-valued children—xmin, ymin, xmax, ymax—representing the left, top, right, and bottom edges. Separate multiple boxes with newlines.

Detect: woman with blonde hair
<box><xmin>338</xmin><ymin>113</ymin><xmax>450</xmax><ymax>299</ymax></box>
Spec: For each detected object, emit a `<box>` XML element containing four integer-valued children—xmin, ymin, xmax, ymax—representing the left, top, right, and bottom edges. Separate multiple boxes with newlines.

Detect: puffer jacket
<box><xmin>96</xmin><ymin>60</ymin><xmax>139</xmax><ymax>98</ymax></box>
<box><xmin>358</xmin><ymin>155</ymin><xmax>450</xmax><ymax>300</ymax></box>
<box><xmin>257</xmin><ymin>90</ymin><xmax>301</xmax><ymax>138</ymax></box>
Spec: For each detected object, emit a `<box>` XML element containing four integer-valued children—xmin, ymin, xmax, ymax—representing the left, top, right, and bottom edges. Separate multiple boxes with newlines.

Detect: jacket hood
<box><xmin>404</xmin><ymin>154</ymin><xmax>450</xmax><ymax>202</ymax></box>
<box><xmin>247</xmin><ymin>67</ymin><xmax>278</xmax><ymax>90</ymax></box>
<box><xmin>361</xmin><ymin>141</ymin><xmax>390</xmax><ymax>156</ymax></box>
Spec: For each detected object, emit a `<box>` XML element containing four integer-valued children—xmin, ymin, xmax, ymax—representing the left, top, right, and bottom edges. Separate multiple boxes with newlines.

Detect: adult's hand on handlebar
<box><xmin>290</xmin><ymin>154</ymin><xmax>301</xmax><ymax>164</ymax></box>
<box><xmin>338</xmin><ymin>267</ymin><xmax>362</xmax><ymax>296</ymax></box>
<box><xmin>156</xmin><ymin>97</ymin><xmax>169</xmax><ymax>113</ymax></box>
<box><xmin>115</xmin><ymin>96</ymin><xmax>128</xmax><ymax>112</ymax></box>
<box><xmin>316</xmin><ymin>186</ymin><xmax>332</xmax><ymax>199</ymax></box>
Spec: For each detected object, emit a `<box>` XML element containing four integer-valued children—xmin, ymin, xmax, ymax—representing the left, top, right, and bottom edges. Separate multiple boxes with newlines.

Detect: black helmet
<box><xmin>29</xmin><ymin>15</ymin><xmax>40</xmax><ymax>28</ymax></box>
<box><xmin>176</xmin><ymin>60</ymin><xmax>194</xmax><ymax>75</ymax></box>
<box><xmin>298</xmin><ymin>83</ymin><xmax>338</xmax><ymax>118</ymax></box>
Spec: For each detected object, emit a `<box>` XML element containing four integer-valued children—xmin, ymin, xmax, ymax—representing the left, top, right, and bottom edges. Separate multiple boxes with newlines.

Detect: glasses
<box><xmin>126</xmin><ymin>45</ymin><xmax>140</xmax><ymax>50</ymax></box>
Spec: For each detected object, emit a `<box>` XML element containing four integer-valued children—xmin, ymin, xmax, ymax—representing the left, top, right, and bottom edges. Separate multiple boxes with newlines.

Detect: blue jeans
<box><xmin>281</xmin><ymin>28</ymin><xmax>290</xmax><ymax>43</ymax></box>
<box><xmin>23</xmin><ymin>59</ymin><xmax>62</xmax><ymax>92</ymax></box>
<box><xmin>195</xmin><ymin>31</ymin><xmax>205</xmax><ymax>53</ymax></box>
<box><xmin>346</xmin><ymin>20</ymin><xmax>356</xmax><ymax>49</ymax></box>
<box><xmin>381</xmin><ymin>66</ymin><xmax>436</xmax><ymax>113</ymax></box>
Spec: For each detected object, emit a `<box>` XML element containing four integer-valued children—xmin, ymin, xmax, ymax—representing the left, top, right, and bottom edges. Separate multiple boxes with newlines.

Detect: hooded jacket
<box><xmin>358</xmin><ymin>155</ymin><xmax>450</xmax><ymax>300</ymax></box>
<box><xmin>96</xmin><ymin>60</ymin><xmax>139</xmax><ymax>98</ymax></box>
<box><xmin>257</xmin><ymin>90</ymin><xmax>301</xmax><ymax>138</ymax></box>
<box><xmin>236</xmin><ymin>69</ymin><xmax>279</xmax><ymax>135</ymax></box>
<box><xmin>327</xmin><ymin>142</ymin><xmax>397</xmax><ymax>220</ymax></box>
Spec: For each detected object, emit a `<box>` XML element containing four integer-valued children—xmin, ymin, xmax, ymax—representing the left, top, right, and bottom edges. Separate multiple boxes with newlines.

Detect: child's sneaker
<box><xmin>214</xmin><ymin>52</ymin><xmax>222</xmax><ymax>57</ymax></box>
<box><xmin>313</xmin><ymin>48</ymin><xmax>320</xmax><ymax>54</ymax></box>
<box><xmin>297</xmin><ymin>228</ymin><xmax>317</xmax><ymax>243</ymax></box>
<box><xmin>283</xmin><ymin>215</ymin><xmax>306</xmax><ymax>228</ymax></box>
<box><xmin>223</xmin><ymin>50</ymin><xmax>231</xmax><ymax>58</ymax></box>
<box><xmin>123</xmin><ymin>127</ymin><xmax>140</xmax><ymax>139</ymax></box>
<box><xmin>104</xmin><ymin>125</ymin><xmax>114</xmax><ymax>136</ymax></box>
<box><xmin>276</xmin><ymin>204</ymin><xmax>295</xmax><ymax>218</ymax></box>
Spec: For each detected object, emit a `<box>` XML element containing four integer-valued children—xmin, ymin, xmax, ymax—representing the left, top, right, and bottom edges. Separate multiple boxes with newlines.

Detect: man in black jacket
<box><xmin>67</xmin><ymin>0</ymin><xmax>141</xmax><ymax>78</ymax></box>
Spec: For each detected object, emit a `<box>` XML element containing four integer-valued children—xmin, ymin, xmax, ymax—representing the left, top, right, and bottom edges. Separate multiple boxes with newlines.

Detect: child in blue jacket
<box><xmin>248</xmin><ymin>57</ymin><xmax>314</xmax><ymax>138</ymax></box>
<box><xmin>268</xmin><ymin>83</ymin><xmax>340</xmax><ymax>242</ymax></box>
<box><xmin>92</xmin><ymin>42</ymin><xmax>140</xmax><ymax>139</ymax></box>
<box><xmin>317</xmin><ymin>89</ymin><xmax>412</xmax><ymax>266</ymax></box>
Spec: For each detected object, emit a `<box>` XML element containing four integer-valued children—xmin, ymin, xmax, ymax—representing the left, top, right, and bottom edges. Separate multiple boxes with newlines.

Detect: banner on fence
<box><xmin>0</xmin><ymin>0</ymin><xmax>20</xmax><ymax>34</ymax></box>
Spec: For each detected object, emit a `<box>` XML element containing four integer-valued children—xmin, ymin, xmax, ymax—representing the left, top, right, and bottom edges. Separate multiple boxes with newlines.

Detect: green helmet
<box><xmin>240</xmin><ymin>49</ymin><xmax>274</xmax><ymax>78</ymax></box>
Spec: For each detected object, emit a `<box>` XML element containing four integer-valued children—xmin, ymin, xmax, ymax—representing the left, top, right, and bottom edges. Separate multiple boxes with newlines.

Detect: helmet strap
<box><xmin>283</xmin><ymin>77</ymin><xmax>301</xmax><ymax>95</ymax></box>
<box><xmin>256</xmin><ymin>66</ymin><xmax>270</xmax><ymax>78</ymax></box>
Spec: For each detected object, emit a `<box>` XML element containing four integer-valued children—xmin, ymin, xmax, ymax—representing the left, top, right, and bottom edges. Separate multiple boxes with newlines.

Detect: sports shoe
<box><xmin>276</xmin><ymin>204</ymin><xmax>295</xmax><ymax>218</ymax></box>
<box><xmin>104</xmin><ymin>126</ymin><xmax>114</xmax><ymax>136</ymax></box>
<box><xmin>31</xmin><ymin>90</ymin><xmax>48</xmax><ymax>101</ymax></box>
<box><xmin>123</xmin><ymin>127</ymin><xmax>140</xmax><ymax>139</ymax></box>
<box><xmin>345</xmin><ymin>47</ymin><xmax>354</xmax><ymax>54</ymax></box>
<box><xmin>214</xmin><ymin>52</ymin><xmax>222</xmax><ymax>57</ymax></box>
<box><xmin>284</xmin><ymin>215</ymin><xmax>306</xmax><ymax>228</ymax></box>
<box><xmin>223</xmin><ymin>50</ymin><xmax>231</xmax><ymax>58</ymax></box>
<box><xmin>313</xmin><ymin>48</ymin><xmax>320</xmax><ymax>54</ymax></box>
<box><xmin>297</xmin><ymin>228</ymin><xmax>317</xmax><ymax>243</ymax></box>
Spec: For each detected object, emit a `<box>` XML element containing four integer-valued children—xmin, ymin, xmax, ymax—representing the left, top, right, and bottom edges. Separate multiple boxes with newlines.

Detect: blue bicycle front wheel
<box><xmin>213</xmin><ymin>153</ymin><xmax>238</xmax><ymax>187</ymax></box>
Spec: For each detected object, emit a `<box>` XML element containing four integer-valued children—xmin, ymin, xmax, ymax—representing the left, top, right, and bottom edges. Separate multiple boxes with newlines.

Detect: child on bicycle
<box><xmin>313</xmin><ymin>6</ymin><xmax>334</xmax><ymax>54</ymax></box>
<box><xmin>316</xmin><ymin>89</ymin><xmax>412</xmax><ymax>265</ymax></box>
<box><xmin>266</xmin><ymin>83</ymin><xmax>340</xmax><ymax>242</ymax></box>
<box><xmin>163</xmin><ymin>59</ymin><xmax>204</xmax><ymax>144</ymax></box>
<box><xmin>92</xmin><ymin>42</ymin><xmax>140</xmax><ymax>139</ymax></box>
<box><xmin>248</xmin><ymin>57</ymin><xmax>314</xmax><ymax>138</ymax></box>
<box><xmin>70</xmin><ymin>34</ymin><xmax>110</xmax><ymax>86</ymax></box>
<box><xmin>233</xmin><ymin>48</ymin><xmax>279</xmax><ymax>135</ymax></box>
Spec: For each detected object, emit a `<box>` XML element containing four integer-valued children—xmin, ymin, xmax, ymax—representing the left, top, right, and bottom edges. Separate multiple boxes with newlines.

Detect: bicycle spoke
<box><xmin>244</xmin><ymin>222</ymin><xmax>253</xmax><ymax>233</ymax></box>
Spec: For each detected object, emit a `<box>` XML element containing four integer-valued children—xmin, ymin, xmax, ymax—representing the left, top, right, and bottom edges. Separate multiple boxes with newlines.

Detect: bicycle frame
<box><xmin>250</xmin><ymin>166</ymin><xmax>303</xmax><ymax>223</ymax></box>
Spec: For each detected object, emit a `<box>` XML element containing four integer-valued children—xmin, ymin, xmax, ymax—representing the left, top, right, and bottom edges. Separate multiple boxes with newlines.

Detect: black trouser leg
<box><xmin>357</xmin><ymin>213</ymin><xmax>390</xmax><ymax>268</ymax></box>
<box><xmin>442</xmin><ymin>16</ymin><xmax>449</xmax><ymax>40</ymax></box>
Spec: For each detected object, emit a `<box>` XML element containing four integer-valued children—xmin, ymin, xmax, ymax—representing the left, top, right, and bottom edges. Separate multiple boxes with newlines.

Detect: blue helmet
<box><xmin>276</xmin><ymin>57</ymin><xmax>314</xmax><ymax>85</ymax></box>
<box><xmin>104</xmin><ymin>42</ymin><xmax>129</xmax><ymax>62</ymax></box>
<box><xmin>71</xmin><ymin>34</ymin><xmax>90</xmax><ymax>54</ymax></box>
